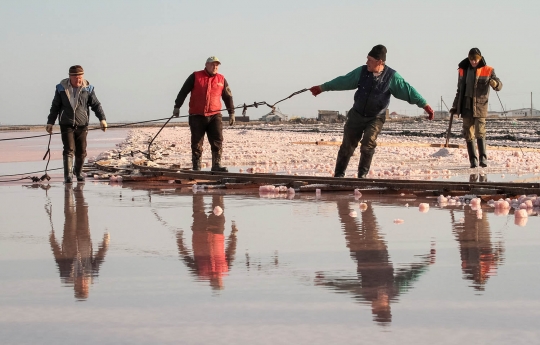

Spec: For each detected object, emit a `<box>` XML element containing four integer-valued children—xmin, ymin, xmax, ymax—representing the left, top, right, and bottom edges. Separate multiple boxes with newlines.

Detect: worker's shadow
<box><xmin>314</xmin><ymin>199</ymin><xmax>435</xmax><ymax>326</ymax></box>
<box><xmin>176</xmin><ymin>194</ymin><xmax>238</xmax><ymax>291</ymax></box>
<box><xmin>49</xmin><ymin>184</ymin><xmax>110</xmax><ymax>300</ymax></box>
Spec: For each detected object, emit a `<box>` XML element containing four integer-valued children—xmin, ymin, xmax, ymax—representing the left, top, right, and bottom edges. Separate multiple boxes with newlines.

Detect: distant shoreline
<box><xmin>1</xmin><ymin>116</ymin><xmax>540</xmax><ymax>132</ymax></box>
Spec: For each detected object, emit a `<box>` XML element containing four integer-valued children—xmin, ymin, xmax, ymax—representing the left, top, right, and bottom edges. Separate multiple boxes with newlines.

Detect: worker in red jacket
<box><xmin>173</xmin><ymin>56</ymin><xmax>235</xmax><ymax>172</ymax></box>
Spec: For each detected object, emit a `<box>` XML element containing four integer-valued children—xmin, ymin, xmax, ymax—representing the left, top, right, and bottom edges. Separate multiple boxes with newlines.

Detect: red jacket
<box><xmin>175</xmin><ymin>70</ymin><xmax>235</xmax><ymax>116</ymax></box>
<box><xmin>189</xmin><ymin>70</ymin><xmax>225</xmax><ymax>116</ymax></box>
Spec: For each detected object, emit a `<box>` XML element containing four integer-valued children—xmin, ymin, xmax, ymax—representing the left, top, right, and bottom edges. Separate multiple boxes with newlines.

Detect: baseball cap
<box><xmin>206</xmin><ymin>56</ymin><xmax>221</xmax><ymax>64</ymax></box>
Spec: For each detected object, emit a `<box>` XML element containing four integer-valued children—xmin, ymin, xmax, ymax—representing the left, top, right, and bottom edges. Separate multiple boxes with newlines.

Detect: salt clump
<box><xmin>213</xmin><ymin>206</ymin><xmax>223</xmax><ymax>216</ymax></box>
<box><xmin>359</xmin><ymin>203</ymin><xmax>368</xmax><ymax>211</ymax></box>
<box><xmin>514</xmin><ymin>209</ymin><xmax>528</xmax><ymax>218</ymax></box>
<box><xmin>437</xmin><ymin>195</ymin><xmax>448</xmax><ymax>203</ymax></box>
<box><xmin>419</xmin><ymin>203</ymin><xmax>430</xmax><ymax>213</ymax></box>
<box><xmin>349</xmin><ymin>211</ymin><xmax>357</xmax><ymax>217</ymax></box>
<box><xmin>393</xmin><ymin>219</ymin><xmax>404</xmax><ymax>224</ymax></box>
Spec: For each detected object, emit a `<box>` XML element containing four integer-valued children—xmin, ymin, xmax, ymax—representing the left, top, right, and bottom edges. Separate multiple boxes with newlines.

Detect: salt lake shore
<box><xmin>92</xmin><ymin>119</ymin><xmax>540</xmax><ymax>180</ymax></box>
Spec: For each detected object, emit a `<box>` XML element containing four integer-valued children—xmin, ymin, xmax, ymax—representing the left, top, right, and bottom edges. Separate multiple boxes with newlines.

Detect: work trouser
<box><xmin>335</xmin><ymin>108</ymin><xmax>386</xmax><ymax>170</ymax></box>
<box><xmin>60</xmin><ymin>125</ymin><xmax>88</xmax><ymax>159</ymax></box>
<box><xmin>189</xmin><ymin>114</ymin><xmax>223</xmax><ymax>159</ymax></box>
<box><xmin>462</xmin><ymin>116</ymin><xmax>486</xmax><ymax>141</ymax></box>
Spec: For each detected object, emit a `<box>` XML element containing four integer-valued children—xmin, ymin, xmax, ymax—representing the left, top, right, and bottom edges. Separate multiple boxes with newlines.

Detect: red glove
<box><xmin>424</xmin><ymin>104</ymin><xmax>434</xmax><ymax>120</ymax></box>
<box><xmin>310</xmin><ymin>85</ymin><xmax>322</xmax><ymax>97</ymax></box>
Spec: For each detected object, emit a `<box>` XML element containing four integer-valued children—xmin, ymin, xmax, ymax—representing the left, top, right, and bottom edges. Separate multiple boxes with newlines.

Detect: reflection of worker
<box><xmin>315</xmin><ymin>199</ymin><xmax>435</xmax><ymax>325</ymax></box>
<box><xmin>49</xmin><ymin>184</ymin><xmax>110</xmax><ymax>300</ymax></box>
<box><xmin>452</xmin><ymin>206</ymin><xmax>504</xmax><ymax>291</ymax></box>
<box><xmin>177</xmin><ymin>194</ymin><xmax>238</xmax><ymax>290</ymax></box>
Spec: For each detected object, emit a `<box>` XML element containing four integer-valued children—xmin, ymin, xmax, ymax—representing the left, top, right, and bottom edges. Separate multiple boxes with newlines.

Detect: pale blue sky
<box><xmin>0</xmin><ymin>0</ymin><xmax>538</xmax><ymax>125</ymax></box>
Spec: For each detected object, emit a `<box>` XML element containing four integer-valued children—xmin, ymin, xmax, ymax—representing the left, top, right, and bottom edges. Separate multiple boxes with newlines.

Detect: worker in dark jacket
<box><xmin>173</xmin><ymin>56</ymin><xmax>235</xmax><ymax>172</ymax></box>
<box><xmin>46</xmin><ymin>65</ymin><xmax>107</xmax><ymax>183</ymax></box>
<box><xmin>310</xmin><ymin>45</ymin><xmax>434</xmax><ymax>178</ymax></box>
<box><xmin>450</xmin><ymin>48</ymin><xmax>503</xmax><ymax>168</ymax></box>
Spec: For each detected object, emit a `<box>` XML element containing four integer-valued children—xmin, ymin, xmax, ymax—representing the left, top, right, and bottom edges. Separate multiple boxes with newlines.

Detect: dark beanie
<box><xmin>69</xmin><ymin>65</ymin><xmax>84</xmax><ymax>76</ymax></box>
<box><xmin>468</xmin><ymin>48</ymin><xmax>482</xmax><ymax>59</ymax></box>
<box><xmin>368</xmin><ymin>45</ymin><xmax>387</xmax><ymax>61</ymax></box>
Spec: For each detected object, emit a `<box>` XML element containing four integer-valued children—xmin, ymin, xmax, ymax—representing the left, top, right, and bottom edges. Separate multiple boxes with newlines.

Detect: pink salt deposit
<box><xmin>514</xmin><ymin>209</ymin><xmax>528</xmax><ymax>218</ymax></box>
<box><xmin>393</xmin><ymin>219</ymin><xmax>404</xmax><ymax>224</ymax></box>
<box><xmin>419</xmin><ymin>203</ymin><xmax>430</xmax><ymax>212</ymax></box>
<box><xmin>93</xmin><ymin>127</ymin><xmax>540</xmax><ymax>180</ymax></box>
<box><xmin>213</xmin><ymin>206</ymin><xmax>223</xmax><ymax>216</ymax></box>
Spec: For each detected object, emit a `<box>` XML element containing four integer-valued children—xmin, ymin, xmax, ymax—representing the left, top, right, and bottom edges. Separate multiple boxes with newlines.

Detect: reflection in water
<box><xmin>177</xmin><ymin>194</ymin><xmax>238</xmax><ymax>290</ymax></box>
<box><xmin>469</xmin><ymin>174</ymin><xmax>488</xmax><ymax>183</ymax></box>
<box><xmin>315</xmin><ymin>200</ymin><xmax>435</xmax><ymax>326</ymax></box>
<box><xmin>49</xmin><ymin>184</ymin><xmax>110</xmax><ymax>300</ymax></box>
<box><xmin>452</xmin><ymin>207</ymin><xmax>505</xmax><ymax>291</ymax></box>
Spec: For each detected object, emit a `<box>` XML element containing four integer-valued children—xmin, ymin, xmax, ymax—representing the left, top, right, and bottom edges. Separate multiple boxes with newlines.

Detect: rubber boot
<box><xmin>477</xmin><ymin>138</ymin><xmax>488</xmax><ymax>168</ymax></box>
<box><xmin>74</xmin><ymin>156</ymin><xmax>85</xmax><ymax>182</ymax></box>
<box><xmin>333</xmin><ymin>150</ymin><xmax>351</xmax><ymax>178</ymax></box>
<box><xmin>466</xmin><ymin>141</ymin><xmax>478</xmax><ymax>168</ymax></box>
<box><xmin>357</xmin><ymin>148</ymin><xmax>375</xmax><ymax>179</ymax></box>
<box><xmin>192</xmin><ymin>154</ymin><xmax>201</xmax><ymax>171</ymax></box>
<box><xmin>211</xmin><ymin>152</ymin><xmax>228</xmax><ymax>172</ymax></box>
<box><xmin>63</xmin><ymin>156</ymin><xmax>73</xmax><ymax>184</ymax></box>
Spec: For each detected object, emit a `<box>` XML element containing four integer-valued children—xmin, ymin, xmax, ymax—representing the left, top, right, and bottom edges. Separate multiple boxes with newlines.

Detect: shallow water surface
<box><xmin>1</xmin><ymin>182</ymin><xmax>539</xmax><ymax>344</ymax></box>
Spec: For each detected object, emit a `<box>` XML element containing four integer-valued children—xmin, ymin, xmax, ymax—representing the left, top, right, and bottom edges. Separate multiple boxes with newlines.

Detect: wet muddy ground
<box><xmin>1</xmin><ymin>129</ymin><xmax>540</xmax><ymax>344</ymax></box>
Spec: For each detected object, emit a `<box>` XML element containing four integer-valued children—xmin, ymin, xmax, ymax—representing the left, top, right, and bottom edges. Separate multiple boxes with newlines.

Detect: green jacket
<box><xmin>321</xmin><ymin>66</ymin><xmax>428</xmax><ymax>108</ymax></box>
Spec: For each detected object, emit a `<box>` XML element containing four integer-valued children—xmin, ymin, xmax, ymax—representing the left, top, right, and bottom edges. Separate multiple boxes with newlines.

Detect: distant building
<box><xmin>260</xmin><ymin>107</ymin><xmax>288</xmax><ymax>122</ymax></box>
<box><xmin>433</xmin><ymin>110</ymin><xmax>449</xmax><ymax>120</ymax></box>
<box><xmin>504</xmin><ymin>108</ymin><xmax>540</xmax><ymax>117</ymax></box>
<box><xmin>317</xmin><ymin>110</ymin><xmax>339</xmax><ymax>122</ymax></box>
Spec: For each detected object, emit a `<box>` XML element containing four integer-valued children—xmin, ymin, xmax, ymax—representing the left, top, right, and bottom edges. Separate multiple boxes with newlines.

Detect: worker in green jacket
<box><xmin>310</xmin><ymin>45</ymin><xmax>434</xmax><ymax>178</ymax></box>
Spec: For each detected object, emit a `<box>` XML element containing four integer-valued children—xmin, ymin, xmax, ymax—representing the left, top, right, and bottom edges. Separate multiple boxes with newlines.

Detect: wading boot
<box><xmin>466</xmin><ymin>141</ymin><xmax>478</xmax><ymax>168</ymax></box>
<box><xmin>477</xmin><ymin>138</ymin><xmax>488</xmax><ymax>168</ymax></box>
<box><xmin>192</xmin><ymin>154</ymin><xmax>201</xmax><ymax>171</ymax></box>
<box><xmin>73</xmin><ymin>156</ymin><xmax>85</xmax><ymax>182</ymax></box>
<box><xmin>357</xmin><ymin>148</ymin><xmax>374</xmax><ymax>179</ymax></box>
<box><xmin>333</xmin><ymin>150</ymin><xmax>351</xmax><ymax>178</ymax></box>
<box><xmin>211</xmin><ymin>152</ymin><xmax>228</xmax><ymax>172</ymax></box>
<box><xmin>63</xmin><ymin>156</ymin><xmax>73</xmax><ymax>184</ymax></box>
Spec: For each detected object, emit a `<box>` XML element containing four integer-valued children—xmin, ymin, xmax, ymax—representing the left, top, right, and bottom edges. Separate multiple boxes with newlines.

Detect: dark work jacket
<box><xmin>48</xmin><ymin>78</ymin><xmax>106</xmax><ymax>126</ymax></box>
<box><xmin>451</xmin><ymin>58</ymin><xmax>502</xmax><ymax>118</ymax></box>
<box><xmin>353</xmin><ymin>66</ymin><xmax>396</xmax><ymax>117</ymax></box>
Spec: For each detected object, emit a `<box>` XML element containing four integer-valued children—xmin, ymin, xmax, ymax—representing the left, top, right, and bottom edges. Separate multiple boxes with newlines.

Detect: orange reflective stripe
<box><xmin>476</xmin><ymin>66</ymin><xmax>493</xmax><ymax>77</ymax></box>
<box><xmin>459</xmin><ymin>68</ymin><xmax>464</xmax><ymax>77</ymax></box>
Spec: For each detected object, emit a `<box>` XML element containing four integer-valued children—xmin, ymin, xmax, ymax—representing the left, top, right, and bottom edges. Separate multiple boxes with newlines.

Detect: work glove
<box><xmin>489</xmin><ymin>79</ymin><xmax>498</xmax><ymax>88</ymax></box>
<box><xmin>100</xmin><ymin>120</ymin><xmax>107</xmax><ymax>132</ymax></box>
<box><xmin>310</xmin><ymin>85</ymin><xmax>323</xmax><ymax>97</ymax></box>
<box><xmin>229</xmin><ymin>113</ymin><xmax>235</xmax><ymax>126</ymax></box>
<box><xmin>449</xmin><ymin>107</ymin><xmax>457</xmax><ymax>115</ymax></box>
<box><xmin>423</xmin><ymin>104</ymin><xmax>434</xmax><ymax>120</ymax></box>
<box><xmin>173</xmin><ymin>108</ymin><xmax>180</xmax><ymax>117</ymax></box>
<box><xmin>45</xmin><ymin>124</ymin><xmax>53</xmax><ymax>134</ymax></box>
